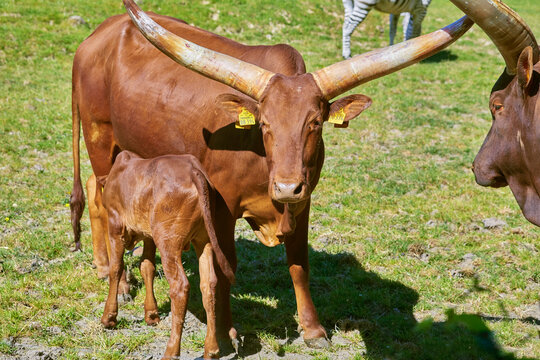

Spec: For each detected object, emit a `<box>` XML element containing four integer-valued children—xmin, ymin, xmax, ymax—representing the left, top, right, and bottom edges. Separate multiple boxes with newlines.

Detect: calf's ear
<box><xmin>327</xmin><ymin>94</ymin><xmax>372</xmax><ymax>128</ymax></box>
<box><xmin>216</xmin><ymin>94</ymin><xmax>259</xmax><ymax>129</ymax></box>
<box><xmin>517</xmin><ymin>46</ymin><xmax>534</xmax><ymax>91</ymax></box>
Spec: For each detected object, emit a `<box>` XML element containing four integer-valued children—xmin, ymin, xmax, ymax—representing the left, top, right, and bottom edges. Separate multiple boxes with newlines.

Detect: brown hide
<box><xmin>473</xmin><ymin>47</ymin><xmax>540</xmax><ymax>225</ymax></box>
<box><xmin>71</xmin><ymin>4</ymin><xmax>468</xmax><ymax>347</ymax></box>
<box><xmin>100</xmin><ymin>151</ymin><xmax>231</xmax><ymax>358</ymax></box>
<box><xmin>72</xmin><ymin>13</ymin><xmax>369</xmax><ymax>246</ymax></box>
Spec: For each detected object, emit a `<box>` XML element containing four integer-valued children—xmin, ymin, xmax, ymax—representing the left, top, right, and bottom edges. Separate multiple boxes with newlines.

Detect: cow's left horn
<box><xmin>123</xmin><ymin>0</ymin><xmax>275</xmax><ymax>100</ymax></box>
<box><xmin>449</xmin><ymin>0</ymin><xmax>539</xmax><ymax>75</ymax></box>
<box><xmin>311</xmin><ymin>16</ymin><xmax>473</xmax><ymax>100</ymax></box>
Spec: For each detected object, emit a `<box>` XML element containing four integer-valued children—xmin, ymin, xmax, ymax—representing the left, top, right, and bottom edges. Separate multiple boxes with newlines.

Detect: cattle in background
<box><xmin>100</xmin><ymin>151</ymin><xmax>235</xmax><ymax>359</ymax></box>
<box><xmin>70</xmin><ymin>0</ymin><xmax>471</xmax><ymax>349</ymax></box>
<box><xmin>449</xmin><ymin>0</ymin><xmax>540</xmax><ymax>226</ymax></box>
<box><xmin>342</xmin><ymin>0</ymin><xmax>432</xmax><ymax>59</ymax></box>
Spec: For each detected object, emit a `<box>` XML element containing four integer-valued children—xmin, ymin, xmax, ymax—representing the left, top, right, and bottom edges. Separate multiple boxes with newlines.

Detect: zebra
<box><xmin>342</xmin><ymin>0</ymin><xmax>432</xmax><ymax>59</ymax></box>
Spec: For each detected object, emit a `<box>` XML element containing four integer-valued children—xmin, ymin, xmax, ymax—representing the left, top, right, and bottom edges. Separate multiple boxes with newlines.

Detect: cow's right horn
<box><xmin>123</xmin><ymin>0</ymin><xmax>275</xmax><ymax>101</ymax></box>
<box><xmin>449</xmin><ymin>0</ymin><xmax>539</xmax><ymax>75</ymax></box>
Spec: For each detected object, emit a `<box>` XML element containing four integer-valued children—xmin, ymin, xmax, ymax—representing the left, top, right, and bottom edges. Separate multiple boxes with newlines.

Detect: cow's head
<box><xmin>123</xmin><ymin>0</ymin><xmax>472</xmax><ymax>204</ymax></box>
<box><xmin>450</xmin><ymin>0</ymin><xmax>540</xmax><ymax>225</ymax></box>
<box><xmin>217</xmin><ymin>75</ymin><xmax>371</xmax><ymax>202</ymax></box>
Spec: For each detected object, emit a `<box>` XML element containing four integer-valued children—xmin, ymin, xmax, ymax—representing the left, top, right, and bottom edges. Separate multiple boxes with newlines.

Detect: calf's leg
<box><xmin>141</xmin><ymin>239</ymin><xmax>160</xmax><ymax>325</ymax></box>
<box><xmin>195</xmin><ymin>240</ymin><xmax>220</xmax><ymax>358</ymax></box>
<box><xmin>158</xmin><ymin>245</ymin><xmax>190</xmax><ymax>359</ymax></box>
<box><xmin>87</xmin><ymin>174</ymin><xmax>131</xmax><ymax>298</ymax></box>
<box><xmin>101</xmin><ymin>213</ymin><xmax>125</xmax><ymax>328</ymax></box>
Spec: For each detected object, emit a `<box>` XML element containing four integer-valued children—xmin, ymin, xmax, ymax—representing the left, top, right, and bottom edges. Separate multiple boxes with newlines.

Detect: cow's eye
<box><xmin>493</xmin><ymin>103</ymin><xmax>503</xmax><ymax>112</ymax></box>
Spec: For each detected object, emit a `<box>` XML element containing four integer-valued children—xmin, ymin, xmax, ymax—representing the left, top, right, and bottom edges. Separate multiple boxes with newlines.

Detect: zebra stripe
<box><xmin>342</xmin><ymin>0</ymin><xmax>432</xmax><ymax>59</ymax></box>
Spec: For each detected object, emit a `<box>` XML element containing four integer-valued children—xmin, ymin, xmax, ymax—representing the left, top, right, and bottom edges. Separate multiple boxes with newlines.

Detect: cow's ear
<box><xmin>327</xmin><ymin>94</ymin><xmax>372</xmax><ymax>128</ymax></box>
<box><xmin>517</xmin><ymin>46</ymin><xmax>534</xmax><ymax>91</ymax></box>
<box><xmin>217</xmin><ymin>94</ymin><xmax>259</xmax><ymax>129</ymax></box>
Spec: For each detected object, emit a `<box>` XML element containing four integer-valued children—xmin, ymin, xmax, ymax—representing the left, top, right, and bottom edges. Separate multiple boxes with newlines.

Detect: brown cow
<box><xmin>100</xmin><ymin>150</ymin><xmax>235</xmax><ymax>359</ymax></box>
<box><xmin>70</xmin><ymin>0</ymin><xmax>472</xmax><ymax>348</ymax></box>
<box><xmin>448</xmin><ymin>0</ymin><xmax>540</xmax><ymax>226</ymax></box>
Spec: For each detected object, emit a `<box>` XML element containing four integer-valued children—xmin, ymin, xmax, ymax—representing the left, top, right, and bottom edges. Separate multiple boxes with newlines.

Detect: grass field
<box><xmin>0</xmin><ymin>0</ymin><xmax>539</xmax><ymax>359</ymax></box>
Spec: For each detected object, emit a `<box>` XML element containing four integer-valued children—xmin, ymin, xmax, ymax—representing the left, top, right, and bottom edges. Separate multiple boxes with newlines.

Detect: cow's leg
<box><xmin>141</xmin><ymin>238</ymin><xmax>160</xmax><ymax>326</ymax></box>
<box><xmin>195</xmin><ymin>238</ymin><xmax>220</xmax><ymax>358</ymax></box>
<box><xmin>285</xmin><ymin>201</ymin><xmax>329</xmax><ymax>348</ymax></box>
<box><xmin>86</xmin><ymin>173</ymin><xmax>110</xmax><ymax>279</ymax></box>
<box><xmin>87</xmin><ymin>173</ymin><xmax>131</xmax><ymax>299</ymax></box>
<box><xmin>158</xmin><ymin>244</ymin><xmax>190</xmax><ymax>359</ymax></box>
<box><xmin>212</xmin><ymin>199</ymin><xmax>238</xmax><ymax>351</ymax></box>
<box><xmin>101</xmin><ymin>211</ymin><xmax>125</xmax><ymax>328</ymax></box>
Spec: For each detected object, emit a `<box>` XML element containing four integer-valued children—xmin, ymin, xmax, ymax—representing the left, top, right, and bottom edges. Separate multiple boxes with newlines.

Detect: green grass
<box><xmin>1</xmin><ymin>0</ymin><xmax>539</xmax><ymax>359</ymax></box>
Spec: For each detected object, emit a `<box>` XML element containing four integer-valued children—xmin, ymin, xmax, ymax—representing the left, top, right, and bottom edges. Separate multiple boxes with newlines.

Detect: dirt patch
<box><xmin>2</xmin><ymin>309</ymin><xmax>358</xmax><ymax>359</ymax></box>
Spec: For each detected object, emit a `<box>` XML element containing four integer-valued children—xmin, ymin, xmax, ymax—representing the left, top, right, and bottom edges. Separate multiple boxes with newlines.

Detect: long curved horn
<box><xmin>449</xmin><ymin>0</ymin><xmax>539</xmax><ymax>75</ymax></box>
<box><xmin>123</xmin><ymin>0</ymin><xmax>275</xmax><ymax>100</ymax></box>
<box><xmin>312</xmin><ymin>16</ymin><xmax>473</xmax><ymax>100</ymax></box>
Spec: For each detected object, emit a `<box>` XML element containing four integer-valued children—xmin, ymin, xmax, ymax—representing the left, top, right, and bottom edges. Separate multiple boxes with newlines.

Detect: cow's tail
<box><xmin>192</xmin><ymin>168</ymin><xmax>235</xmax><ymax>284</ymax></box>
<box><xmin>70</xmin><ymin>96</ymin><xmax>85</xmax><ymax>252</ymax></box>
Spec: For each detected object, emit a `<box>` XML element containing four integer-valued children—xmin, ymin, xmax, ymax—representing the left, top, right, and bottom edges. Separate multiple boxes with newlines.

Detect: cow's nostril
<box><xmin>293</xmin><ymin>183</ymin><xmax>303</xmax><ymax>195</ymax></box>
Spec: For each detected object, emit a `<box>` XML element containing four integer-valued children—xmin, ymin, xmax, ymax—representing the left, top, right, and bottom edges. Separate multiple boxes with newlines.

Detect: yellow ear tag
<box><xmin>328</xmin><ymin>108</ymin><xmax>346</xmax><ymax>125</ymax></box>
<box><xmin>235</xmin><ymin>107</ymin><xmax>256</xmax><ymax>129</ymax></box>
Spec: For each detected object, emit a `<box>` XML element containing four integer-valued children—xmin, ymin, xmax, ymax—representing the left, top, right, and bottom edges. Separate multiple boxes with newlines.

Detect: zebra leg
<box><xmin>411</xmin><ymin>10</ymin><xmax>426</xmax><ymax>39</ymax></box>
<box><xmin>342</xmin><ymin>0</ymin><xmax>373</xmax><ymax>59</ymax></box>
<box><xmin>403</xmin><ymin>12</ymin><xmax>413</xmax><ymax>40</ymax></box>
<box><xmin>389</xmin><ymin>13</ymin><xmax>400</xmax><ymax>45</ymax></box>
<box><xmin>342</xmin><ymin>0</ymin><xmax>354</xmax><ymax>59</ymax></box>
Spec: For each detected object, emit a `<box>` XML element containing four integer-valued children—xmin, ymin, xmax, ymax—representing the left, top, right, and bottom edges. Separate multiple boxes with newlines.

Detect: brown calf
<box><xmin>100</xmin><ymin>150</ymin><xmax>234</xmax><ymax>359</ymax></box>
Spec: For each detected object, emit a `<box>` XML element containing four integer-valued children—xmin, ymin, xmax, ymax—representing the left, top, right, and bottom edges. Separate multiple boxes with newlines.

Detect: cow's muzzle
<box><xmin>471</xmin><ymin>162</ymin><xmax>508</xmax><ymax>188</ymax></box>
<box><xmin>272</xmin><ymin>179</ymin><xmax>308</xmax><ymax>203</ymax></box>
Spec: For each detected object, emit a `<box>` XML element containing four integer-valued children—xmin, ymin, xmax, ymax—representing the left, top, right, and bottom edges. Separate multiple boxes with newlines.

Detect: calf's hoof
<box><xmin>145</xmin><ymin>311</ymin><xmax>160</xmax><ymax>326</ymax></box>
<box><xmin>101</xmin><ymin>313</ymin><xmax>118</xmax><ymax>329</ymax></box>
<box><xmin>304</xmin><ymin>336</ymin><xmax>331</xmax><ymax>349</ymax></box>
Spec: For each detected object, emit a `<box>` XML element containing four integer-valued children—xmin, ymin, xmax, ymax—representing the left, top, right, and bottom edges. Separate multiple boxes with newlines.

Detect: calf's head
<box><xmin>123</xmin><ymin>0</ymin><xmax>472</xmax><ymax>204</ymax></box>
<box><xmin>449</xmin><ymin>0</ymin><xmax>540</xmax><ymax>225</ymax></box>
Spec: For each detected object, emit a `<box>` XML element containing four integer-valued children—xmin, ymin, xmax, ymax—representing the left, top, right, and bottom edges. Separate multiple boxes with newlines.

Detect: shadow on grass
<box><xmin>421</xmin><ymin>50</ymin><xmax>458</xmax><ymax>64</ymax></box>
<box><xmin>155</xmin><ymin>237</ymin><xmax>534</xmax><ymax>360</ymax></box>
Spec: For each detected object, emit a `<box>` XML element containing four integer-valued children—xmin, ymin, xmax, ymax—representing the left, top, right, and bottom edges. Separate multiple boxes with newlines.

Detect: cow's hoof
<box><xmin>117</xmin><ymin>293</ymin><xmax>133</xmax><ymax>304</ymax></box>
<box><xmin>101</xmin><ymin>313</ymin><xmax>118</xmax><ymax>329</ymax></box>
<box><xmin>304</xmin><ymin>336</ymin><xmax>331</xmax><ymax>349</ymax></box>
<box><xmin>145</xmin><ymin>311</ymin><xmax>160</xmax><ymax>326</ymax></box>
